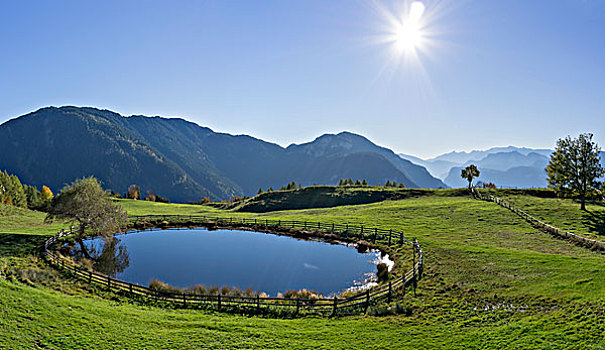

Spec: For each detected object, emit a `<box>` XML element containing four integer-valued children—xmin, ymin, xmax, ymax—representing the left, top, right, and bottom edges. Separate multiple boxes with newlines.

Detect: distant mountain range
<box><xmin>400</xmin><ymin>147</ymin><xmax>605</xmax><ymax>189</ymax></box>
<box><xmin>0</xmin><ymin>106</ymin><xmax>446</xmax><ymax>202</ymax></box>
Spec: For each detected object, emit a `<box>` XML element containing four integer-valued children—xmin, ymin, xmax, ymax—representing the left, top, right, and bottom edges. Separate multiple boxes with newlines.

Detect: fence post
<box><xmin>266</xmin><ymin>219</ymin><xmax>268</xmax><ymax>226</ymax></box>
<box><xmin>107</xmin><ymin>276</ymin><xmax>111</xmax><ymax>290</ymax></box>
<box><xmin>218</xmin><ymin>294</ymin><xmax>222</xmax><ymax>311</ymax></box>
<box><xmin>183</xmin><ymin>293</ymin><xmax>186</xmax><ymax>307</ymax></box>
<box><xmin>365</xmin><ymin>290</ymin><xmax>370</xmax><ymax>313</ymax></box>
<box><xmin>373</xmin><ymin>228</ymin><xmax>377</xmax><ymax>243</ymax></box>
<box><xmin>388</xmin><ymin>230</ymin><xmax>392</xmax><ymax>246</ymax></box>
<box><xmin>304</xmin><ymin>221</ymin><xmax>307</xmax><ymax>230</ymax></box>
<box><xmin>89</xmin><ymin>270</ymin><xmax>92</xmax><ymax>284</ymax></box>
<box><xmin>388</xmin><ymin>281</ymin><xmax>392</xmax><ymax>303</ymax></box>
<box><xmin>296</xmin><ymin>299</ymin><xmax>300</xmax><ymax>316</ymax></box>
<box><xmin>332</xmin><ymin>297</ymin><xmax>338</xmax><ymax>316</ymax></box>
<box><xmin>256</xmin><ymin>295</ymin><xmax>260</xmax><ymax>313</ymax></box>
<box><xmin>129</xmin><ymin>283</ymin><xmax>133</xmax><ymax>297</ymax></box>
<box><xmin>412</xmin><ymin>242</ymin><xmax>416</xmax><ymax>296</ymax></box>
<box><xmin>331</xmin><ymin>223</ymin><xmax>334</xmax><ymax>233</ymax></box>
<box><xmin>400</xmin><ymin>231</ymin><xmax>403</xmax><ymax>245</ymax></box>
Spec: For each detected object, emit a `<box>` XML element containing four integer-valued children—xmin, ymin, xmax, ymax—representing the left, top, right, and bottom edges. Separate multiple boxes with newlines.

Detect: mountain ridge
<box><xmin>0</xmin><ymin>106</ymin><xmax>446</xmax><ymax>202</ymax></box>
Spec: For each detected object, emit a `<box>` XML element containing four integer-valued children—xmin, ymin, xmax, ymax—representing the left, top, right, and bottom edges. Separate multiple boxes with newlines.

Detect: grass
<box><xmin>490</xmin><ymin>189</ymin><xmax>605</xmax><ymax>239</ymax></box>
<box><xmin>211</xmin><ymin>186</ymin><xmax>471</xmax><ymax>212</ymax></box>
<box><xmin>2</xmin><ymin>192</ymin><xmax>605</xmax><ymax>348</ymax></box>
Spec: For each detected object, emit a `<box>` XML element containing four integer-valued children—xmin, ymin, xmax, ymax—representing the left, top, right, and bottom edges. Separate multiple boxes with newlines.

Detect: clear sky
<box><xmin>1</xmin><ymin>0</ymin><xmax>604</xmax><ymax>158</ymax></box>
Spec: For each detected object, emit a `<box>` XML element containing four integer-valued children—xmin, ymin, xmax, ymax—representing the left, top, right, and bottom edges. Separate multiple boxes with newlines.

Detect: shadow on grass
<box><xmin>0</xmin><ymin>233</ymin><xmax>46</xmax><ymax>257</ymax></box>
<box><xmin>583</xmin><ymin>210</ymin><xmax>605</xmax><ymax>236</ymax></box>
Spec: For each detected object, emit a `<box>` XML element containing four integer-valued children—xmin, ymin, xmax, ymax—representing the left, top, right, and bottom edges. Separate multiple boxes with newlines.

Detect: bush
<box><xmin>376</xmin><ymin>263</ymin><xmax>389</xmax><ymax>283</ymax></box>
<box><xmin>283</xmin><ymin>289</ymin><xmax>322</xmax><ymax>299</ymax></box>
<box><xmin>186</xmin><ymin>284</ymin><xmax>207</xmax><ymax>295</ymax></box>
<box><xmin>149</xmin><ymin>279</ymin><xmax>181</xmax><ymax>294</ymax></box>
<box><xmin>155</xmin><ymin>195</ymin><xmax>170</xmax><ymax>203</ymax></box>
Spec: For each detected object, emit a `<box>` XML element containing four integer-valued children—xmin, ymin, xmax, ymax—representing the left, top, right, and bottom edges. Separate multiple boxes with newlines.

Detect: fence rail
<box><xmin>129</xmin><ymin>214</ymin><xmax>412</xmax><ymax>246</ymax></box>
<box><xmin>473</xmin><ymin>189</ymin><xmax>605</xmax><ymax>251</ymax></box>
<box><xmin>44</xmin><ymin>216</ymin><xmax>423</xmax><ymax>315</ymax></box>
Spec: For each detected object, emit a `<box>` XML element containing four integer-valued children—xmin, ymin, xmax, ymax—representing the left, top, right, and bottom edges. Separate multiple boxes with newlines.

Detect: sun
<box><xmin>395</xmin><ymin>22</ymin><xmax>423</xmax><ymax>52</ymax></box>
<box><xmin>393</xmin><ymin>1</ymin><xmax>426</xmax><ymax>53</ymax></box>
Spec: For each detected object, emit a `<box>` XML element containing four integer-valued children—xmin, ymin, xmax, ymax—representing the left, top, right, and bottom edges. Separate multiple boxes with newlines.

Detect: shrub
<box><xmin>196</xmin><ymin>197</ymin><xmax>211</xmax><ymax>205</ymax></box>
<box><xmin>155</xmin><ymin>195</ymin><xmax>170</xmax><ymax>203</ymax></box>
<box><xmin>149</xmin><ymin>279</ymin><xmax>181</xmax><ymax>293</ymax></box>
<box><xmin>283</xmin><ymin>289</ymin><xmax>321</xmax><ymax>299</ymax></box>
<box><xmin>356</xmin><ymin>240</ymin><xmax>372</xmax><ymax>253</ymax></box>
<box><xmin>221</xmin><ymin>286</ymin><xmax>231</xmax><ymax>295</ymax></box>
<box><xmin>186</xmin><ymin>284</ymin><xmax>207</xmax><ymax>295</ymax></box>
<box><xmin>376</xmin><ymin>263</ymin><xmax>389</xmax><ymax>283</ymax></box>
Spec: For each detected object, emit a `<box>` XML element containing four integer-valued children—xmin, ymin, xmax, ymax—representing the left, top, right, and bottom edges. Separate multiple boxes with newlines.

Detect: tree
<box><xmin>145</xmin><ymin>190</ymin><xmax>156</xmax><ymax>202</ymax></box>
<box><xmin>258</xmin><ymin>188</ymin><xmax>264</xmax><ymax>195</ymax></box>
<box><xmin>0</xmin><ymin>170</ymin><xmax>27</xmax><ymax>207</ymax></box>
<box><xmin>46</xmin><ymin>177</ymin><xmax>127</xmax><ymax>239</ymax></box>
<box><xmin>546</xmin><ymin>133</ymin><xmax>604</xmax><ymax>210</ymax></box>
<box><xmin>127</xmin><ymin>185</ymin><xmax>141</xmax><ymax>200</ymax></box>
<box><xmin>41</xmin><ymin>186</ymin><xmax>54</xmax><ymax>202</ymax></box>
<box><xmin>461</xmin><ymin>164</ymin><xmax>480</xmax><ymax>191</ymax></box>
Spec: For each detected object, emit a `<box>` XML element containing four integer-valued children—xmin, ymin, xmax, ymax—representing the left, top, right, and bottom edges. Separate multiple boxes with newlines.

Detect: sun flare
<box><xmin>393</xmin><ymin>1</ymin><xmax>426</xmax><ymax>53</ymax></box>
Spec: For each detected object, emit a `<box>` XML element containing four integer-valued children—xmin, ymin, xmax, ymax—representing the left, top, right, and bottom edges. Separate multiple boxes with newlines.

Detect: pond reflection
<box><xmin>70</xmin><ymin>236</ymin><xmax>130</xmax><ymax>277</ymax></box>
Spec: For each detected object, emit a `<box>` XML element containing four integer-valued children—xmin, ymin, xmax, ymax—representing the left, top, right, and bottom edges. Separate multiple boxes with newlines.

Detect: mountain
<box><xmin>400</xmin><ymin>146</ymin><xmax>554</xmax><ymax>189</ymax></box>
<box><xmin>0</xmin><ymin>106</ymin><xmax>446</xmax><ymax>202</ymax></box>
<box><xmin>428</xmin><ymin>146</ymin><xmax>552</xmax><ymax>164</ymax></box>
<box><xmin>444</xmin><ymin>166</ymin><xmax>548</xmax><ymax>189</ymax></box>
<box><xmin>288</xmin><ymin>132</ymin><xmax>446</xmax><ymax>189</ymax></box>
<box><xmin>0</xmin><ymin>107</ymin><xmax>221</xmax><ymax>201</ymax></box>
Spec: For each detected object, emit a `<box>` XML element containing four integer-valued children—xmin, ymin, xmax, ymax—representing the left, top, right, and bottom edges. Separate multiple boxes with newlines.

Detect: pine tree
<box><xmin>24</xmin><ymin>185</ymin><xmax>42</xmax><ymax>209</ymax></box>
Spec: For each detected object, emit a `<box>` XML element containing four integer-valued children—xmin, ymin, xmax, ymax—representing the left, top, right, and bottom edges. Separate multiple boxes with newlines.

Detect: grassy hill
<box><xmin>213</xmin><ymin>186</ymin><xmax>469</xmax><ymax>212</ymax></box>
<box><xmin>2</xmin><ymin>192</ymin><xmax>605</xmax><ymax>349</ymax></box>
<box><xmin>488</xmin><ymin>189</ymin><xmax>605</xmax><ymax>239</ymax></box>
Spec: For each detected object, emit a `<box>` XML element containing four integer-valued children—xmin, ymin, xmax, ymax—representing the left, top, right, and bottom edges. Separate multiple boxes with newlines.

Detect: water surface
<box><xmin>79</xmin><ymin>227</ymin><xmax>382</xmax><ymax>296</ymax></box>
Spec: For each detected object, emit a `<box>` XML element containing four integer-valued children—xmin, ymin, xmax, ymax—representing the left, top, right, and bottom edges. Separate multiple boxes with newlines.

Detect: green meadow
<box><xmin>1</xmin><ymin>191</ymin><xmax>605</xmax><ymax>349</ymax></box>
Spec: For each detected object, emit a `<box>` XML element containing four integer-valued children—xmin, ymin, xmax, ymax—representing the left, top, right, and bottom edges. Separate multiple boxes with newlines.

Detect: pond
<box><xmin>73</xmin><ymin>227</ymin><xmax>389</xmax><ymax>296</ymax></box>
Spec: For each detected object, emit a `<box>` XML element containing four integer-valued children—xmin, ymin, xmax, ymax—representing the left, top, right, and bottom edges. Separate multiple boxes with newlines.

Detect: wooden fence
<box><xmin>473</xmin><ymin>189</ymin><xmax>605</xmax><ymax>251</ymax></box>
<box><xmin>129</xmin><ymin>215</ymin><xmax>411</xmax><ymax>246</ymax></box>
<box><xmin>43</xmin><ymin>216</ymin><xmax>423</xmax><ymax>315</ymax></box>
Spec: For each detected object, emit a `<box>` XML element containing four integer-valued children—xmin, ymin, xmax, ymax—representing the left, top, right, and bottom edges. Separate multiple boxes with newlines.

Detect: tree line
<box><xmin>0</xmin><ymin>170</ymin><xmax>53</xmax><ymax>210</ymax></box>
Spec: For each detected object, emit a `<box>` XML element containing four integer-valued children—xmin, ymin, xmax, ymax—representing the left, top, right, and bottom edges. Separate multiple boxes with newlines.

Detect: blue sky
<box><xmin>1</xmin><ymin>0</ymin><xmax>604</xmax><ymax>158</ymax></box>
